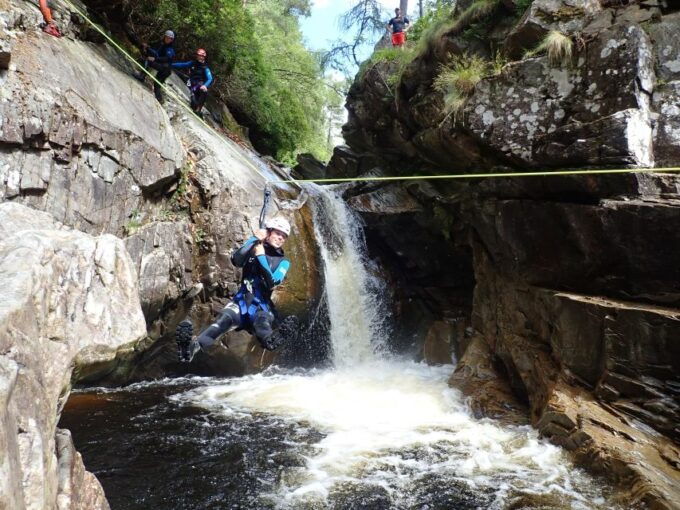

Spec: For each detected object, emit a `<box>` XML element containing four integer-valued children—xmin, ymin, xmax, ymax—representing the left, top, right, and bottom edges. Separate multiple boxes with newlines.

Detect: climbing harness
<box><xmin>60</xmin><ymin>0</ymin><xmax>680</xmax><ymax>188</ymax></box>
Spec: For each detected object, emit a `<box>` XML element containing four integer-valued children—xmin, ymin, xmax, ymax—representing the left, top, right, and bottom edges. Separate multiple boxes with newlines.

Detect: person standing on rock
<box><xmin>176</xmin><ymin>217</ymin><xmax>298</xmax><ymax>362</ymax></box>
<box><xmin>38</xmin><ymin>0</ymin><xmax>61</xmax><ymax>37</ymax></box>
<box><xmin>133</xmin><ymin>30</ymin><xmax>177</xmax><ymax>103</ymax></box>
<box><xmin>171</xmin><ymin>48</ymin><xmax>213</xmax><ymax>114</ymax></box>
<box><xmin>387</xmin><ymin>8</ymin><xmax>410</xmax><ymax>48</ymax></box>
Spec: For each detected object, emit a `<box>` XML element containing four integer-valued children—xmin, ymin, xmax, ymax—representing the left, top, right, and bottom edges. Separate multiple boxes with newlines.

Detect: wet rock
<box><xmin>422</xmin><ymin>320</ymin><xmax>455</xmax><ymax>365</ymax></box>
<box><xmin>339</xmin><ymin>2</ymin><xmax>680</xmax><ymax>507</ymax></box>
<box><xmin>0</xmin><ymin>202</ymin><xmax>146</xmax><ymax>510</ymax></box>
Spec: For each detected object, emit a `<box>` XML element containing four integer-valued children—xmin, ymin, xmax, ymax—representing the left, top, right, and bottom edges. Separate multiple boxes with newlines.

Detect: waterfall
<box><xmin>308</xmin><ymin>185</ymin><xmax>389</xmax><ymax>366</ymax></box>
<box><xmin>65</xmin><ymin>183</ymin><xmax>619</xmax><ymax>510</ymax></box>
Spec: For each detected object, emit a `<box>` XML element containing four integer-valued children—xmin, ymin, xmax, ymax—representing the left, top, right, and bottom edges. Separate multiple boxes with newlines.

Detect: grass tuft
<box><xmin>433</xmin><ymin>54</ymin><xmax>487</xmax><ymax>118</ymax></box>
<box><xmin>526</xmin><ymin>30</ymin><xmax>573</xmax><ymax>66</ymax></box>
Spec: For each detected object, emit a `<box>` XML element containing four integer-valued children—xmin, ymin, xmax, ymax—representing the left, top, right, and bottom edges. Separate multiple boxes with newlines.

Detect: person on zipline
<box><xmin>38</xmin><ymin>0</ymin><xmax>61</xmax><ymax>37</ymax></box>
<box><xmin>171</xmin><ymin>48</ymin><xmax>213</xmax><ymax>114</ymax></box>
<box><xmin>133</xmin><ymin>30</ymin><xmax>177</xmax><ymax>103</ymax></box>
<box><xmin>176</xmin><ymin>217</ymin><xmax>297</xmax><ymax>362</ymax></box>
<box><xmin>387</xmin><ymin>7</ymin><xmax>410</xmax><ymax>48</ymax></box>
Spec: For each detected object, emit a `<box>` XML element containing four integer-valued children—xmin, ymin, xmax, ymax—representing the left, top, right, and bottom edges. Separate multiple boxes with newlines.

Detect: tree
<box><xmin>323</xmin><ymin>0</ymin><xmax>387</xmax><ymax>76</ymax></box>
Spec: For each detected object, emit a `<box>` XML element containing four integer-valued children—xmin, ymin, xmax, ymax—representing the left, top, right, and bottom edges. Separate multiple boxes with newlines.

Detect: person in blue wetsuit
<box><xmin>176</xmin><ymin>217</ymin><xmax>297</xmax><ymax>362</ymax></box>
<box><xmin>133</xmin><ymin>30</ymin><xmax>176</xmax><ymax>103</ymax></box>
<box><xmin>171</xmin><ymin>48</ymin><xmax>214</xmax><ymax>113</ymax></box>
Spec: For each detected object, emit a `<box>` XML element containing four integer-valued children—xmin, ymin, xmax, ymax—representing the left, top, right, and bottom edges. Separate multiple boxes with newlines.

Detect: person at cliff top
<box><xmin>171</xmin><ymin>48</ymin><xmax>213</xmax><ymax>114</ymax></box>
<box><xmin>387</xmin><ymin>8</ymin><xmax>410</xmax><ymax>47</ymax></box>
<box><xmin>176</xmin><ymin>217</ymin><xmax>298</xmax><ymax>362</ymax></box>
<box><xmin>133</xmin><ymin>30</ymin><xmax>176</xmax><ymax>103</ymax></box>
<box><xmin>38</xmin><ymin>0</ymin><xmax>61</xmax><ymax>37</ymax></box>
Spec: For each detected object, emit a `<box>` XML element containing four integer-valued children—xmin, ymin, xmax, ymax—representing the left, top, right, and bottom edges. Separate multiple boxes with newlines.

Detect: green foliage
<box><xmin>408</xmin><ymin>0</ymin><xmax>456</xmax><ymax>46</ymax></box>
<box><xmin>525</xmin><ymin>30</ymin><xmax>573</xmax><ymax>67</ymax></box>
<box><xmin>514</xmin><ymin>0</ymin><xmax>533</xmax><ymax>16</ymax></box>
<box><xmin>358</xmin><ymin>46</ymin><xmax>415</xmax><ymax>95</ymax></box>
<box><xmin>490</xmin><ymin>50</ymin><xmax>508</xmax><ymax>75</ymax></box>
<box><xmin>124</xmin><ymin>209</ymin><xmax>142</xmax><ymax>236</ymax></box>
<box><xmin>433</xmin><ymin>54</ymin><xmax>487</xmax><ymax>117</ymax></box>
<box><xmin>135</xmin><ymin>0</ymin><xmax>337</xmax><ymax>163</ymax></box>
<box><xmin>451</xmin><ymin>0</ymin><xmax>501</xmax><ymax>34</ymax></box>
<box><xmin>193</xmin><ymin>226</ymin><xmax>207</xmax><ymax>245</ymax></box>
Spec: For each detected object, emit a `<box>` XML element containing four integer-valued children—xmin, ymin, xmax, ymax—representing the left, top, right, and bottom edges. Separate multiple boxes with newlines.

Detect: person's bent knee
<box><xmin>253</xmin><ymin>310</ymin><xmax>274</xmax><ymax>343</ymax></box>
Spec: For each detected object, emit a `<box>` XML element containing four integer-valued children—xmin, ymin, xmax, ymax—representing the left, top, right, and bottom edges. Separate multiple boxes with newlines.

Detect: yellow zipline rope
<box><xmin>61</xmin><ymin>0</ymin><xmax>680</xmax><ymax>187</ymax></box>
<box><xmin>271</xmin><ymin>166</ymin><xmax>680</xmax><ymax>184</ymax></box>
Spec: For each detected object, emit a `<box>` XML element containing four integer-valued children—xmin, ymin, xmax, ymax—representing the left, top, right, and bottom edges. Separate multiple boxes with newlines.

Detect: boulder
<box><xmin>468</xmin><ymin>24</ymin><xmax>655</xmax><ymax>167</ymax></box>
<box><xmin>0</xmin><ymin>202</ymin><xmax>146</xmax><ymax>510</ymax></box>
<box><xmin>293</xmin><ymin>153</ymin><xmax>327</xmax><ymax>180</ymax></box>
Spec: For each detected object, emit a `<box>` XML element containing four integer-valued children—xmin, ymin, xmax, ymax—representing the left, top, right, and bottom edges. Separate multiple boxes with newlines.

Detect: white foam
<box><xmin>175</xmin><ymin>361</ymin><xmax>610</xmax><ymax>508</ymax></box>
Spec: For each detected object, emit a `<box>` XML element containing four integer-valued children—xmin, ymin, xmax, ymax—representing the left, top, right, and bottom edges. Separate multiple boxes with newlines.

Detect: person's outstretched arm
<box><xmin>172</xmin><ymin>61</ymin><xmax>193</xmax><ymax>69</ymax></box>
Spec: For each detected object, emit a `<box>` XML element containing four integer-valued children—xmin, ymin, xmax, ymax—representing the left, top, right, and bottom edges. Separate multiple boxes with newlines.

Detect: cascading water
<box><xmin>308</xmin><ymin>185</ymin><xmax>388</xmax><ymax>365</ymax></box>
<box><xmin>60</xmin><ymin>184</ymin><xmax>619</xmax><ymax>510</ymax></box>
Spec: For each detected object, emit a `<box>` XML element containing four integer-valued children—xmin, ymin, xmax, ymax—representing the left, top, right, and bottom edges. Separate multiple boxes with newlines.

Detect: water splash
<box><xmin>176</xmin><ymin>361</ymin><xmax>614</xmax><ymax>509</ymax></box>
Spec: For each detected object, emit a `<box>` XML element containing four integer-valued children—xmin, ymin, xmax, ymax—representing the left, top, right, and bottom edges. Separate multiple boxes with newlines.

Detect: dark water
<box><xmin>59</xmin><ymin>379</ymin><xmax>322</xmax><ymax>510</ymax></box>
<box><xmin>58</xmin><ymin>378</ymin><xmax>500</xmax><ymax>510</ymax></box>
<box><xmin>60</xmin><ymin>373</ymin><xmax>619</xmax><ymax>510</ymax></box>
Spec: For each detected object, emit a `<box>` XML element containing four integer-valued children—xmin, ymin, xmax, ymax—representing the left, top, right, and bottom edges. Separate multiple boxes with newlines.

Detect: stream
<box><xmin>60</xmin><ymin>186</ymin><xmax>619</xmax><ymax>509</ymax></box>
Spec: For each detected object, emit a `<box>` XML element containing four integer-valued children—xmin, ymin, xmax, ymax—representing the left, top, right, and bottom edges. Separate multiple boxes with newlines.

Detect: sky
<box><xmin>299</xmin><ymin>0</ymin><xmax>400</xmax><ymax>64</ymax></box>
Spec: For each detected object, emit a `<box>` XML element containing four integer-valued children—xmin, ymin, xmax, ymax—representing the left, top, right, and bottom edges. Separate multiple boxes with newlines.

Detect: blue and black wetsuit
<box><xmin>171</xmin><ymin>60</ymin><xmax>214</xmax><ymax>111</ymax></box>
<box><xmin>138</xmin><ymin>41</ymin><xmax>176</xmax><ymax>101</ymax></box>
<box><xmin>195</xmin><ymin>237</ymin><xmax>290</xmax><ymax>350</ymax></box>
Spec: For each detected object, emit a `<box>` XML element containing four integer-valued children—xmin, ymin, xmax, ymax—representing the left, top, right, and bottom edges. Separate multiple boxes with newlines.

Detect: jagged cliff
<box><xmin>0</xmin><ymin>0</ymin><xmax>323</xmax><ymax>380</ymax></box>
<box><xmin>0</xmin><ymin>0</ymin><xmax>322</xmax><ymax>507</ymax></box>
<box><xmin>329</xmin><ymin>0</ymin><xmax>680</xmax><ymax>507</ymax></box>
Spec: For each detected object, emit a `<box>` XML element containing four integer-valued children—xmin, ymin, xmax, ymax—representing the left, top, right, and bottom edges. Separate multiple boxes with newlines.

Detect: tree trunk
<box><xmin>400</xmin><ymin>0</ymin><xmax>408</xmax><ymax>16</ymax></box>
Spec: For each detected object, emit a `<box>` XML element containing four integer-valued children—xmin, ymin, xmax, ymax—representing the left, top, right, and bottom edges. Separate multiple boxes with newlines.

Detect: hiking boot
<box><xmin>176</xmin><ymin>319</ymin><xmax>199</xmax><ymax>362</ymax></box>
<box><xmin>132</xmin><ymin>72</ymin><xmax>146</xmax><ymax>83</ymax></box>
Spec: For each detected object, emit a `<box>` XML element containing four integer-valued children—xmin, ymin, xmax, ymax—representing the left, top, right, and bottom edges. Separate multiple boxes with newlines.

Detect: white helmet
<box><xmin>164</xmin><ymin>30</ymin><xmax>175</xmax><ymax>40</ymax></box>
<box><xmin>266</xmin><ymin>217</ymin><xmax>291</xmax><ymax>236</ymax></box>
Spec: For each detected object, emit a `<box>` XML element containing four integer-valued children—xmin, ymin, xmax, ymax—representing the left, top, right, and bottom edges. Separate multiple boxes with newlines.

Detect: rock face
<box><xmin>0</xmin><ymin>0</ymin><xmax>323</xmax><ymax>382</ymax></box>
<box><xmin>338</xmin><ymin>0</ymin><xmax>680</xmax><ymax>507</ymax></box>
<box><xmin>0</xmin><ymin>202</ymin><xmax>147</xmax><ymax>510</ymax></box>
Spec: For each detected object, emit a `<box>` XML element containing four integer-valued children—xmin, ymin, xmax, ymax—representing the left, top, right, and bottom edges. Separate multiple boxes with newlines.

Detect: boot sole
<box><xmin>176</xmin><ymin>320</ymin><xmax>194</xmax><ymax>362</ymax></box>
